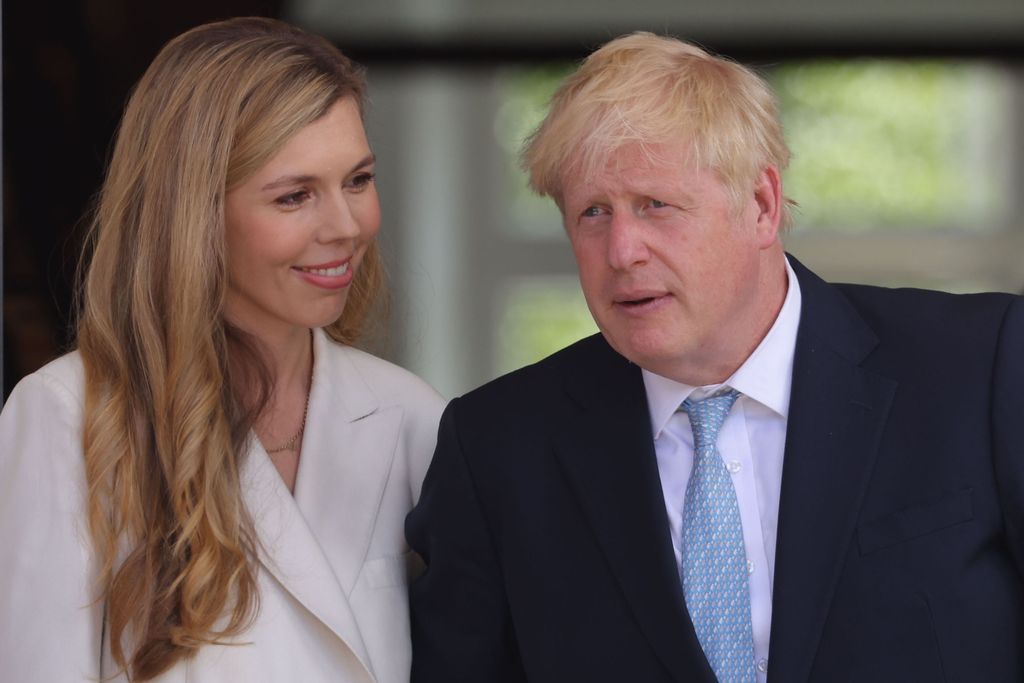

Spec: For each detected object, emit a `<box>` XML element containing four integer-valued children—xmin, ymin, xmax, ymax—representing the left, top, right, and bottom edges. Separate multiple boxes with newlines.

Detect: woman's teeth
<box><xmin>300</xmin><ymin>263</ymin><xmax>349</xmax><ymax>276</ymax></box>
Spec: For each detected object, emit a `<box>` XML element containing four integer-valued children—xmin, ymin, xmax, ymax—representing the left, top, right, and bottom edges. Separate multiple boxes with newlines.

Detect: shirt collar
<box><xmin>641</xmin><ymin>256</ymin><xmax>803</xmax><ymax>438</ymax></box>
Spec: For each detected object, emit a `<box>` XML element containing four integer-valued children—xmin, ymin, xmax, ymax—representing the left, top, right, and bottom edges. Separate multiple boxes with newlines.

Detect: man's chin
<box><xmin>602</xmin><ymin>330</ymin><xmax>681</xmax><ymax>374</ymax></box>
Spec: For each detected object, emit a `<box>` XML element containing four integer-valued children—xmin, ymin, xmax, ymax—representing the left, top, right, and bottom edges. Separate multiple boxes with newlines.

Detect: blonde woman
<box><xmin>0</xmin><ymin>17</ymin><xmax>443</xmax><ymax>683</ymax></box>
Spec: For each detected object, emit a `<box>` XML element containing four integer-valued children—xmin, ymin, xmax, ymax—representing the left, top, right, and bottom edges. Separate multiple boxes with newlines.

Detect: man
<box><xmin>407</xmin><ymin>33</ymin><xmax>1024</xmax><ymax>682</ymax></box>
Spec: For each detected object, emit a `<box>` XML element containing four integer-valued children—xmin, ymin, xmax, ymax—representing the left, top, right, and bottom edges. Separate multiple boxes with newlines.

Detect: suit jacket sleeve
<box><xmin>0</xmin><ymin>366</ymin><xmax>104</xmax><ymax>682</ymax></box>
<box><xmin>992</xmin><ymin>297</ymin><xmax>1024</xmax><ymax>573</ymax></box>
<box><xmin>406</xmin><ymin>397</ymin><xmax>527</xmax><ymax>683</ymax></box>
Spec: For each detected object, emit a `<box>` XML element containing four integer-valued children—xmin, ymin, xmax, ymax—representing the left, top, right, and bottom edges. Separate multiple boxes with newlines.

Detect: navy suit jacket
<box><xmin>407</xmin><ymin>258</ymin><xmax>1024</xmax><ymax>682</ymax></box>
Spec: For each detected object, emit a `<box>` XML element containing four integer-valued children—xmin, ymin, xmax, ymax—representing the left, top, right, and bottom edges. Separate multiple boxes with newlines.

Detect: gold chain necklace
<box><xmin>265</xmin><ymin>355</ymin><xmax>313</xmax><ymax>454</ymax></box>
<box><xmin>265</xmin><ymin>397</ymin><xmax>308</xmax><ymax>453</ymax></box>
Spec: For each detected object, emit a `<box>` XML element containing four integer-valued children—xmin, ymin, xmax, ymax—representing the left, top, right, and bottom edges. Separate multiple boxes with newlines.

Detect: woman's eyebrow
<box><xmin>259</xmin><ymin>154</ymin><xmax>376</xmax><ymax>192</ymax></box>
<box><xmin>261</xmin><ymin>174</ymin><xmax>317</xmax><ymax>192</ymax></box>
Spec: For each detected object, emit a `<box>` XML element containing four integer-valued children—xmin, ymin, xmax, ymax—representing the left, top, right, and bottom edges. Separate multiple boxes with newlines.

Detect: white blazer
<box><xmin>0</xmin><ymin>329</ymin><xmax>444</xmax><ymax>682</ymax></box>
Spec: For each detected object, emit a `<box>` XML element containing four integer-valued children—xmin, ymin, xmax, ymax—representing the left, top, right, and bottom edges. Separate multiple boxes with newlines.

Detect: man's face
<box><xmin>560</xmin><ymin>142</ymin><xmax>785</xmax><ymax>385</ymax></box>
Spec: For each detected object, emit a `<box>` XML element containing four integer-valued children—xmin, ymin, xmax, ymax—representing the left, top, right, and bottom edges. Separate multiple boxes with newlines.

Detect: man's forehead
<box><xmin>559</xmin><ymin>141</ymin><xmax>705</xmax><ymax>200</ymax></box>
<box><xmin>580</xmin><ymin>140</ymin><xmax>693</xmax><ymax>173</ymax></box>
<box><xmin>608</xmin><ymin>141</ymin><xmax>693</xmax><ymax>171</ymax></box>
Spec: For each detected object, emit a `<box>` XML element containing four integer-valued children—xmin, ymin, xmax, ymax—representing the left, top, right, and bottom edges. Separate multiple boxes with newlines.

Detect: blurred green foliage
<box><xmin>496</xmin><ymin>279</ymin><xmax>598</xmax><ymax>373</ymax></box>
<box><xmin>774</xmin><ymin>60</ymin><xmax>1007</xmax><ymax>232</ymax></box>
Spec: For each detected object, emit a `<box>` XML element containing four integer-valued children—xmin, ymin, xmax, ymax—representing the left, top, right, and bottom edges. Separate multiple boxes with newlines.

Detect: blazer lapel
<box><xmin>294</xmin><ymin>332</ymin><xmax>402</xmax><ymax>594</ymax></box>
<box><xmin>553</xmin><ymin>338</ymin><xmax>717</xmax><ymax>683</ymax></box>
<box><xmin>240</xmin><ymin>330</ymin><xmax>386</xmax><ymax>682</ymax></box>
<box><xmin>768</xmin><ymin>259</ymin><xmax>897</xmax><ymax>683</ymax></box>
<box><xmin>241</xmin><ymin>441</ymin><xmax>375</xmax><ymax>681</ymax></box>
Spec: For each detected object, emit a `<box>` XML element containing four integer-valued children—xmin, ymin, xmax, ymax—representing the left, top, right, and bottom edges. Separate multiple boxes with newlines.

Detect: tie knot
<box><xmin>681</xmin><ymin>389</ymin><xmax>740</xmax><ymax>450</ymax></box>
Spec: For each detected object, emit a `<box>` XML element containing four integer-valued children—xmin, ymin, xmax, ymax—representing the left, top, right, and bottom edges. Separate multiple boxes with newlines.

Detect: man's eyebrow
<box><xmin>259</xmin><ymin>154</ymin><xmax>376</xmax><ymax>192</ymax></box>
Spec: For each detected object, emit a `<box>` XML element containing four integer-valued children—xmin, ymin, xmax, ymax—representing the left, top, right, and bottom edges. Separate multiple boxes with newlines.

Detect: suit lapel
<box><xmin>553</xmin><ymin>338</ymin><xmax>717</xmax><ymax>683</ymax></box>
<box><xmin>294</xmin><ymin>332</ymin><xmax>401</xmax><ymax>595</ymax></box>
<box><xmin>241</xmin><ymin>442</ymin><xmax>375</xmax><ymax>680</ymax></box>
<box><xmin>768</xmin><ymin>259</ymin><xmax>897</xmax><ymax>682</ymax></box>
<box><xmin>240</xmin><ymin>330</ymin><xmax>388</xmax><ymax>683</ymax></box>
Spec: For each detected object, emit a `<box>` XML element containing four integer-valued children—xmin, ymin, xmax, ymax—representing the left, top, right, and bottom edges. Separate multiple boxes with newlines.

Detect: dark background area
<box><xmin>2</xmin><ymin>0</ymin><xmax>283</xmax><ymax>400</ymax></box>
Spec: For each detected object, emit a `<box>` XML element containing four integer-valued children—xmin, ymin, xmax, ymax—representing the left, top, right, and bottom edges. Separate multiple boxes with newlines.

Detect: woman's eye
<box><xmin>581</xmin><ymin>206</ymin><xmax>604</xmax><ymax>218</ymax></box>
<box><xmin>347</xmin><ymin>172</ymin><xmax>376</xmax><ymax>191</ymax></box>
<box><xmin>275</xmin><ymin>190</ymin><xmax>311</xmax><ymax>207</ymax></box>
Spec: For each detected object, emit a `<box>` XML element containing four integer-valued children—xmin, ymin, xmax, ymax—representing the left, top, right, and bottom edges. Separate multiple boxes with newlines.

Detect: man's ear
<box><xmin>752</xmin><ymin>165</ymin><xmax>783</xmax><ymax>249</ymax></box>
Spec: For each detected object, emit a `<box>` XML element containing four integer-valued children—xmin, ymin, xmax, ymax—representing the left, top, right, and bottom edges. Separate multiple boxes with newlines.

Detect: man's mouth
<box><xmin>615</xmin><ymin>290</ymin><xmax>669</xmax><ymax>308</ymax></box>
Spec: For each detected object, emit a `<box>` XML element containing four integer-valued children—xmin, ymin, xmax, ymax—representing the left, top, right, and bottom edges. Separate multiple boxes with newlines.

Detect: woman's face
<box><xmin>223</xmin><ymin>97</ymin><xmax>380</xmax><ymax>340</ymax></box>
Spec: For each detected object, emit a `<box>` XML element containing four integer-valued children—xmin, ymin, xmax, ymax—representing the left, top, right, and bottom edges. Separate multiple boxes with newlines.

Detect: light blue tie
<box><xmin>680</xmin><ymin>389</ymin><xmax>756</xmax><ymax>683</ymax></box>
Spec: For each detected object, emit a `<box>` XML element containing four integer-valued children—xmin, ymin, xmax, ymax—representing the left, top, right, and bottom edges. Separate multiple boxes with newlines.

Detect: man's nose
<box><xmin>606</xmin><ymin>213</ymin><xmax>649</xmax><ymax>270</ymax></box>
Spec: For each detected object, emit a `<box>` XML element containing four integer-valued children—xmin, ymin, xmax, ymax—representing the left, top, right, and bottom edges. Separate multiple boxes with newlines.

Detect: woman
<box><xmin>0</xmin><ymin>17</ymin><xmax>443</xmax><ymax>683</ymax></box>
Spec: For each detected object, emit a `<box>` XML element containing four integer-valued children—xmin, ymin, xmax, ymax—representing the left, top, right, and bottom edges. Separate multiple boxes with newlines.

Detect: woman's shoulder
<box><xmin>317</xmin><ymin>333</ymin><xmax>445</xmax><ymax>417</ymax></box>
<box><xmin>0</xmin><ymin>352</ymin><xmax>87</xmax><ymax>494</ymax></box>
<box><xmin>4</xmin><ymin>351</ymin><xmax>85</xmax><ymax>418</ymax></box>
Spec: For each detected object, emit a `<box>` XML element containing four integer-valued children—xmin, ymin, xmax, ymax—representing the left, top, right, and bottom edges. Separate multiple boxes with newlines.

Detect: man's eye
<box><xmin>649</xmin><ymin>199</ymin><xmax>669</xmax><ymax>209</ymax></box>
<box><xmin>275</xmin><ymin>190</ymin><xmax>311</xmax><ymax>207</ymax></box>
<box><xmin>581</xmin><ymin>206</ymin><xmax>604</xmax><ymax>218</ymax></box>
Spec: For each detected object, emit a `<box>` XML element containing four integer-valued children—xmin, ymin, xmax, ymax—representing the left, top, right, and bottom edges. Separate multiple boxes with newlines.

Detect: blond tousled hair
<box><xmin>75</xmin><ymin>17</ymin><xmax>381</xmax><ymax>680</ymax></box>
<box><xmin>522</xmin><ymin>32</ymin><xmax>793</xmax><ymax>226</ymax></box>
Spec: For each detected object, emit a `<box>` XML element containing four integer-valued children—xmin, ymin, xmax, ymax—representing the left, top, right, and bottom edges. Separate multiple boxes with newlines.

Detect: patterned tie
<box><xmin>680</xmin><ymin>389</ymin><xmax>756</xmax><ymax>683</ymax></box>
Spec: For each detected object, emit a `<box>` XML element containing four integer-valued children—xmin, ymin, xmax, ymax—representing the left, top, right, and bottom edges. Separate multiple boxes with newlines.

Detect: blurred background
<box><xmin>3</xmin><ymin>0</ymin><xmax>1023</xmax><ymax>402</ymax></box>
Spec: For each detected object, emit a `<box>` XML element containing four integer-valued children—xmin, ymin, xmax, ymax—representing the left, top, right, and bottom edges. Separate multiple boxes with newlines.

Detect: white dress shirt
<box><xmin>642</xmin><ymin>257</ymin><xmax>802</xmax><ymax>681</ymax></box>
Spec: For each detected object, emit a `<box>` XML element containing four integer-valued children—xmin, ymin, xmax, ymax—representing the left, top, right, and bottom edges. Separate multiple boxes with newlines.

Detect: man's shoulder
<box><xmin>455</xmin><ymin>333</ymin><xmax>624</xmax><ymax>414</ymax></box>
<box><xmin>834</xmin><ymin>282</ymin><xmax>1018</xmax><ymax>335</ymax></box>
<box><xmin>440</xmin><ymin>333</ymin><xmax>642</xmax><ymax>468</ymax></box>
<box><xmin>791</xmin><ymin>255</ymin><xmax>1021</xmax><ymax>350</ymax></box>
<box><xmin>826</xmin><ymin>282</ymin><xmax>1023</xmax><ymax>376</ymax></box>
<box><xmin>467</xmin><ymin>332</ymin><xmax>609</xmax><ymax>392</ymax></box>
<box><xmin>835</xmin><ymin>280</ymin><xmax>1016</xmax><ymax>310</ymax></box>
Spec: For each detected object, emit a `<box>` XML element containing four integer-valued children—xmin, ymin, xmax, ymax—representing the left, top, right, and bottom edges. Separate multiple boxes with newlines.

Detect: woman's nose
<box><xmin>318</xmin><ymin>193</ymin><xmax>361</xmax><ymax>242</ymax></box>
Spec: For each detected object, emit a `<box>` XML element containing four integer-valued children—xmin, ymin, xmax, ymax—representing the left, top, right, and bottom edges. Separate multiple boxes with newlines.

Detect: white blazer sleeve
<box><xmin>0</xmin><ymin>367</ymin><xmax>104</xmax><ymax>682</ymax></box>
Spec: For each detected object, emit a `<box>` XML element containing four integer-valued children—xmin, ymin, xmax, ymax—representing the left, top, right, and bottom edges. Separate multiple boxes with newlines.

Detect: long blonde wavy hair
<box><xmin>75</xmin><ymin>17</ymin><xmax>383</xmax><ymax>680</ymax></box>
